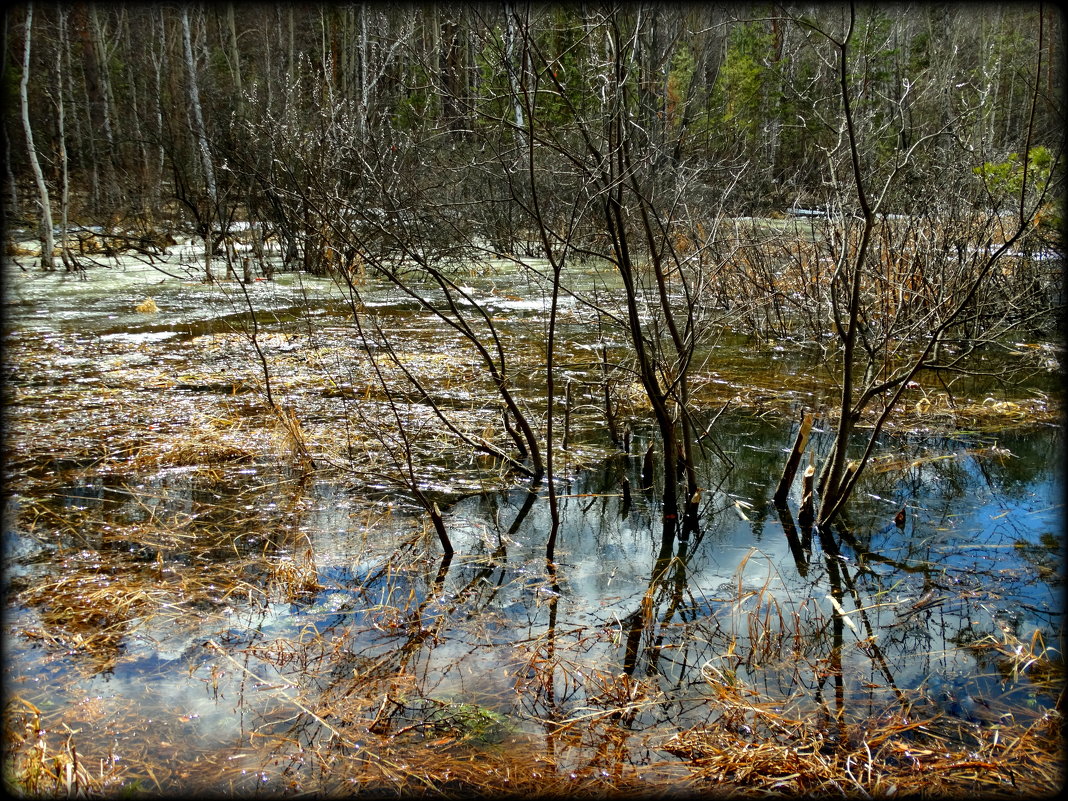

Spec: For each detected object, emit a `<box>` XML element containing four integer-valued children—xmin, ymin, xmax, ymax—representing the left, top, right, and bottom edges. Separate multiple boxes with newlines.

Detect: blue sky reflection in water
<box><xmin>2</xmin><ymin>261</ymin><xmax>1063</xmax><ymax>791</ymax></box>
<box><xmin>15</xmin><ymin>418</ymin><xmax>1060</xmax><ymax>744</ymax></box>
<box><xmin>438</xmin><ymin>417</ymin><xmax>1063</xmax><ymax>717</ymax></box>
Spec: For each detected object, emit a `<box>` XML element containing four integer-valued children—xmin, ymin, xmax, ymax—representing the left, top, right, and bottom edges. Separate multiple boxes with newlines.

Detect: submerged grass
<box><xmin>666</xmin><ymin>705</ymin><xmax>1064</xmax><ymax>798</ymax></box>
<box><xmin>4</xmin><ymin>542</ymin><xmax>1064</xmax><ymax>798</ymax></box>
<box><xmin>7</xmin><ymin>546</ymin><xmax>1061</xmax><ymax>798</ymax></box>
<box><xmin>668</xmin><ymin>636</ymin><xmax>1066</xmax><ymax>798</ymax></box>
<box><xmin>2</xmin><ymin>267</ymin><xmax>1063</xmax><ymax>798</ymax></box>
<box><xmin>3</xmin><ymin>698</ymin><xmax>124</xmax><ymax>798</ymax></box>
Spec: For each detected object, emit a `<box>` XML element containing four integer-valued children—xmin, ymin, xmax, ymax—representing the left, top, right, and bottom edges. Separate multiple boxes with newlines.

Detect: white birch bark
<box><xmin>227</xmin><ymin>3</ymin><xmax>244</xmax><ymax>115</ymax></box>
<box><xmin>181</xmin><ymin>8</ymin><xmax>217</xmax><ymax>203</ymax></box>
<box><xmin>88</xmin><ymin>5</ymin><xmax>120</xmax><ymax>205</ymax></box>
<box><xmin>358</xmin><ymin>6</ymin><xmax>369</xmax><ymax>132</ymax></box>
<box><xmin>504</xmin><ymin>3</ymin><xmax>526</xmax><ymax>143</ymax></box>
<box><xmin>56</xmin><ymin>8</ymin><xmax>72</xmax><ymax>269</ymax></box>
<box><xmin>19</xmin><ymin>3</ymin><xmax>55</xmax><ymax>271</ymax></box>
<box><xmin>149</xmin><ymin>9</ymin><xmax>166</xmax><ymax>212</ymax></box>
<box><xmin>181</xmin><ymin>7</ymin><xmax>217</xmax><ymax>279</ymax></box>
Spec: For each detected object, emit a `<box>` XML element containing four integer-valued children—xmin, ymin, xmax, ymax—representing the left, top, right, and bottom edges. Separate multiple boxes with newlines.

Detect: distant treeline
<box><xmin>3</xmin><ymin>3</ymin><xmax>1062</xmax><ymax>242</ymax></box>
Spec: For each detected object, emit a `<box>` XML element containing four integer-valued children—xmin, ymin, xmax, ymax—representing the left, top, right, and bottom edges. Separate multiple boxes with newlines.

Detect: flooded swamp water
<box><xmin>1</xmin><ymin>253</ymin><xmax>1064</xmax><ymax>796</ymax></box>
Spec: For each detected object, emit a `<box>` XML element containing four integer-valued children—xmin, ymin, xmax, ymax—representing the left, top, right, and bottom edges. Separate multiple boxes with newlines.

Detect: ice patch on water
<box><xmin>99</xmin><ymin>331</ymin><xmax>181</xmax><ymax>343</ymax></box>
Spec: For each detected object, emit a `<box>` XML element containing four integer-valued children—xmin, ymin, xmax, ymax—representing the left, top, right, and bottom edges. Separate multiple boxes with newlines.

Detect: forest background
<box><xmin>2</xmin><ymin>3</ymin><xmax>1066</xmax><ymax>797</ymax></box>
<box><xmin>4</xmin><ymin>2</ymin><xmax>1063</xmax><ymax>536</ymax></box>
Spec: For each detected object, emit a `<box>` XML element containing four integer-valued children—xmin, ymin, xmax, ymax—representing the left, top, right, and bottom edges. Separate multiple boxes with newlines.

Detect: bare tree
<box><xmin>788</xmin><ymin>5</ymin><xmax>1062</xmax><ymax>526</ymax></box>
<box><xmin>181</xmin><ymin>6</ymin><xmax>219</xmax><ymax>280</ymax></box>
<box><xmin>18</xmin><ymin>3</ymin><xmax>55</xmax><ymax>271</ymax></box>
<box><xmin>52</xmin><ymin>7</ymin><xmax>74</xmax><ymax>270</ymax></box>
<box><xmin>490</xmin><ymin>8</ymin><xmax>743</xmax><ymax>549</ymax></box>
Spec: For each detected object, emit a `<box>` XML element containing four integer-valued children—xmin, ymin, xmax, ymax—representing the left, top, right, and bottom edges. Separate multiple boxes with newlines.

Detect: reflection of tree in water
<box><xmin>972</xmin><ymin>427</ymin><xmax>1063</xmax><ymax>497</ymax></box>
<box><xmin>1013</xmin><ymin>531</ymin><xmax>1063</xmax><ymax>587</ymax></box>
<box><xmin>856</xmin><ymin>427</ymin><xmax>1061</xmax><ymax>508</ymax></box>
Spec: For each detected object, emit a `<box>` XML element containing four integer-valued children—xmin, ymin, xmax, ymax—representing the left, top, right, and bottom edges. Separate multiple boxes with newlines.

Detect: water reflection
<box><xmin>3</xmin><ymin>262</ymin><xmax>1062</xmax><ymax>792</ymax></box>
<box><xmin>4</xmin><ymin>408</ymin><xmax>1061</xmax><ymax>791</ymax></box>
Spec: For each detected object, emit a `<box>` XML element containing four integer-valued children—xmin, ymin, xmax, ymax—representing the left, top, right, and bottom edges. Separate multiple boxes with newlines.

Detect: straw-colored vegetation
<box><xmin>2</xmin><ymin>276</ymin><xmax>1062</xmax><ymax>797</ymax></box>
<box><xmin>4</xmin><ymin>0</ymin><xmax>1063</xmax><ymax>793</ymax></box>
<box><xmin>5</xmin><ymin>534</ymin><xmax>1062</xmax><ymax>797</ymax></box>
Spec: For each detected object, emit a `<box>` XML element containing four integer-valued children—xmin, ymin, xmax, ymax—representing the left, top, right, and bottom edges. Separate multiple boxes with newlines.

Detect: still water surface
<box><xmin>2</xmin><ymin>259</ymin><xmax>1062</xmax><ymax>792</ymax></box>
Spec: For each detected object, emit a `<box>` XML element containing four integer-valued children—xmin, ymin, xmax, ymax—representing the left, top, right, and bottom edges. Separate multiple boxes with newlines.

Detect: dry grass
<box><xmin>960</xmin><ymin>624</ymin><xmax>1064</xmax><ymax>689</ymax></box>
<box><xmin>903</xmin><ymin>389</ymin><xmax>1058</xmax><ymax>430</ymax></box>
<box><xmin>3</xmin><ymin>252</ymin><xmax>1062</xmax><ymax>798</ymax></box>
<box><xmin>3</xmin><ymin>699</ymin><xmax>124</xmax><ymax>797</ymax></box>
<box><xmin>661</xmin><ymin>661</ymin><xmax>1065</xmax><ymax>798</ymax></box>
<box><xmin>273</xmin><ymin>402</ymin><xmax>316</xmax><ymax>474</ymax></box>
<box><xmin>5</xmin><ymin>538</ymin><xmax>1064</xmax><ymax>798</ymax></box>
<box><xmin>129</xmin><ymin>413</ymin><xmax>261</xmax><ymax>469</ymax></box>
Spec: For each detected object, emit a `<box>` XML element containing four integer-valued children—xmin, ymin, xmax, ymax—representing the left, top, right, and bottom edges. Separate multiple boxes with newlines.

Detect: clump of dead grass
<box><xmin>2</xmin><ymin>698</ymin><xmax>124</xmax><ymax>797</ymax></box>
<box><xmin>273</xmin><ymin>403</ymin><xmax>315</xmax><ymax>474</ymax></box>
<box><xmin>267</xmin><ymin>546</ymin><xmax>323</xmax><ymax>602</ymax></box>
<box><xmin>959</xmin><ymin>624</ymin><xmax>1064</xmax><ymax>688</ymax></box>
<box><xmin>662</xmin><ymin>659</ymin><xmax>1065</xmax><ymax>798</ymax></box>
<box><xmin>904</xmin><ymin>389</ymin><xmax>1058</xmax><ymax>430</ymax></box>
<box><xmin>4</xmin><ymin>239</ymin><xmax>38</xmax><ymax>257</ymax></box>
<box><xmin>130</xmin><ymin>414</ymin><xmax>260</xmax><ymax>469</ymax></box>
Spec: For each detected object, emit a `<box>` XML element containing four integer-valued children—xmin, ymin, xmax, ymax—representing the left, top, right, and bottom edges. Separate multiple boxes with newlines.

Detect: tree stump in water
<box><xmin>774</xmin><ymin>412</ymin><xmax>813</xmax><ymax>505</ymax></box>
<box><xmin>641</xmin><ymin>443</ymin><xmax>655</xmax><ymax>490</ymax></box>
<box><xmin>799</xmin><ymin>464</ymin><xmax>816</xmax><ymax>527</ymax></box>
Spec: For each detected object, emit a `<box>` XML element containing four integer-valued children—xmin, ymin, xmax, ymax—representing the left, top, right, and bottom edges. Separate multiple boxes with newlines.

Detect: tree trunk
<box><xmin>774</xmin><ymin>412</ymin><xmax>813</xmax><ymax>505</ymax></box>
<box><xmin>55</xmin><ymin>8</ymin><xmax>73</xmax><ymax>270</ymax></box>
<box><xmin>90</xmin><ymin>5</ymin><xmax>120</xmax><ymax>196</ymax></box>
<box><xmin>75</xmin><ymin>3</ymin><xmax>119</xmax><ymax>209</ymax></box>
<box><xmin>19</xmin><ymin>3</ymin><xmax>55</xmax><ymax>271</ymax></box>
<box><xmin>181</xmin><ymin>7</ymin><xmax>218</xmax><ymax>280</ymax></box>
<box><xmin>227</xmin><ymin>3</ymin><xmax>244</xmax><ymax>115</ymax></box>
<box><xmin>148</xmin><ymin>8</ymin><xmax>167</xmax><ymax>213</ymax></box>
<box><xmin>817</xmin><ymin>12</ymin><xmax>875</xmax><ymax>526</ymax></box>
<box><xmin>358</xmin><ymin>5</ymin><xmax>369</xmax><ymax>132</ymax></box>
<box><xmin>503</xmin><ymin>4</ymin><xmax>526</xmax><ymax>142</ymax></box>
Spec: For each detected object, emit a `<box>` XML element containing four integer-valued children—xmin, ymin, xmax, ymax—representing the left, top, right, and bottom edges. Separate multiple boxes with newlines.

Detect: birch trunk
<box><xmin>56</xmin><ymin>9</ymin><xmax>73</xmax><ymax>270</ymax></box>
<box><xmin>503</xmin><ymin>4</ymin><xmax>526</xmax><ymax>143</ymax></box>
<box><xmin>358</xmin><ymin>6</ymin><xmax>369</xmax><ymax>132</ymax></box>
<box><xmin>427</xmin><ymin>5</ymin><xmax>442</xmax><ymax>120</ymax></box>
<box><xmin>19</xmin><ymin>4</ymin><xmax>55</xmax><ymax>271</ymax></box>
<box><xmin>287</xmin><ymin>6</ymin><xmax>295</xmax><ymax>85</ymax></box>
<box><xmin>87</xmin><ymin>5</ymin><xmax>120</xmax><ymax>207</ymax></box>
<box><xmin>181</xmin><ymin>7</ymin><xmax>218</xmax><ymax>280</ymax></box>
<box><xmin>226</xmin><ymin>3</ymin><xmax>244</xmax><ymax>116</ymax></box>
<box><xmin>149</xmin><ymin>9</ymin><xmax>166</xmax><ymax>212</ymax></box>
<box><xmin>72</xmin><ymin>3</ymin><xmax>101</xmax><ymax>209</ymax></box>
